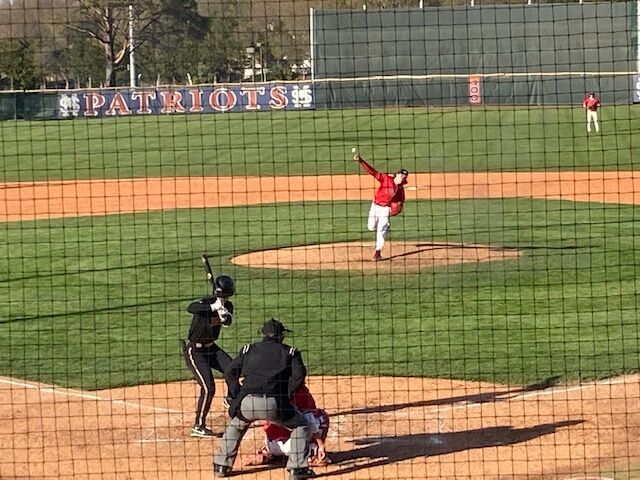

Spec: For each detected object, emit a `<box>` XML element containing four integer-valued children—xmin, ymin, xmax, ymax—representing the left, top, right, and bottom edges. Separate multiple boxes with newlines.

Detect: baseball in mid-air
<box><xmin>351</xmin><ymin>147</ymin><xmax>357</xmax><ymax>153</ymax></box>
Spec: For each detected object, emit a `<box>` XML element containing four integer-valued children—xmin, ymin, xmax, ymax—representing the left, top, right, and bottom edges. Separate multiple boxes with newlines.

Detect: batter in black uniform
<box><xmin>183</xmin><ymin>275</ymin><xmax>235</xmax><ymax>438</ymax></box>
<box><xmin>213</xmin><ymin>318</ymin><xmax>315</xmax><ymax>480</ymax></box>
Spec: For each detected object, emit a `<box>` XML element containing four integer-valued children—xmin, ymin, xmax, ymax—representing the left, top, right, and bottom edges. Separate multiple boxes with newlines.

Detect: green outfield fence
<box><xmin>1</xmin><ymin>1</ymin><xmax>640</xmax><ymax>479</ymax></box>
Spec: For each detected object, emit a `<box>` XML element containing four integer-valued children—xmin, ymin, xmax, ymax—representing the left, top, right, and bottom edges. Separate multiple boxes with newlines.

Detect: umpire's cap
<box><xmin>261</xmin><ymin>318</ymin><xmax>292</xmax><ymax>339</ymax></box>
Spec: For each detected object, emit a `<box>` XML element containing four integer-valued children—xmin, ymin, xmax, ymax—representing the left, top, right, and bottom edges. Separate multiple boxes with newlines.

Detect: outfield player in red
<box><xmin>583</xmin><ymin>91</ymin><xmax>601</xmax><ymax>133</ymax></box>
<box><xmin>355</xmin><ymin>152</ymin><xmax>409</xmax><ymax>261</ymax></box>
<box><xmin>244</xmin><ymin>384</ymin><xmax>331</xmax><ymax>467</ymax></box>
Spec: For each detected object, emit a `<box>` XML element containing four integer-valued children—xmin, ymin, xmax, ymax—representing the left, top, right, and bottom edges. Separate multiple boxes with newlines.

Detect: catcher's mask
<box><xmin>214</xmin><ymin>275</ymin><xmax>235</xmax><ymax>298</ymax></box>
<box><xmin>261</xmin><ymin>318</ymin><xmax>292</xmax><ymax>341</ymax></box>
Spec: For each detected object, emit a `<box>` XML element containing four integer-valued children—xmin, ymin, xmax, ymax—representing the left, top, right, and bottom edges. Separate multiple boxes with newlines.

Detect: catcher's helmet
<box><xmin>214</xmin><ymin>275</ymin><xmax>235</xmax><ymax>298</ymax></box>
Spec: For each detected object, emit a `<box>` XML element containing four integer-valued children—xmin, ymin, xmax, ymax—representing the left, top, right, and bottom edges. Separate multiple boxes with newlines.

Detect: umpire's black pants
<box><xmin>183</xmin><ymin>342</ymin><xmax>232</xmax><ymax>428</ymax></box>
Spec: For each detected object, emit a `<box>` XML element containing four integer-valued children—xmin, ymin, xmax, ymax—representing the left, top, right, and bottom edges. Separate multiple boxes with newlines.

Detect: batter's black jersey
<box><xmin>225</xmin><ymin>337</ymin><xmax>306</xmax><ymax>401</ymax></box>
<box><xmin>186</xmin><ymin>297</ymin><xmax>233</xmax><ymax>344</ymax></box>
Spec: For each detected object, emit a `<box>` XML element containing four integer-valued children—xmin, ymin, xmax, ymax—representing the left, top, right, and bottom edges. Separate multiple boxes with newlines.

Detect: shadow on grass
<box><xmin>382</xmin><ymin>241</ymin><xmax>523</xmax><ymax>262</ymax></box>
<box><xmin>0</xmin><ymin>296</ymin><xmax>192</xmax><ymax>324</ymax></box>
<box><xmin>322</xmin><ymin>419</ymin><xmax>583</xmax><ymax>477</ymax></box>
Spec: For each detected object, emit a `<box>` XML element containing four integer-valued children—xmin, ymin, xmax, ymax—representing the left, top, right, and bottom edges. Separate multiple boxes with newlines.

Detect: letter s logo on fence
<box><xmin>58</xmin><ymin>94</ymin><xmax>80</xmax><ymax>117</ymax></box>
<box><xmin>291</xmin><ymin>85</ymin><xmax>313</xmax><ymax>108</ymax></box>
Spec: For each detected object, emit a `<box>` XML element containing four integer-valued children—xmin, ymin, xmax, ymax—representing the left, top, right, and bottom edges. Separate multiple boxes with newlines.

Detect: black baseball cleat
<box><xmin>289</xmin><ymin>467</ymin><xmax>317</xmax><ymax>480</ymax></box>
<box><xmin>213</xmin><ymin>464</ymin><xmax>232</xmax><ymax>478</ymax></box>
<box><xmin>372</xmin><ymin>250</ymin><xmax>382</xmax><ymax>261</ymax></box>
<box><xmin>191</xmin><ymin>425</ymin><xmax>216</xmax><ymax>438</ymax></box>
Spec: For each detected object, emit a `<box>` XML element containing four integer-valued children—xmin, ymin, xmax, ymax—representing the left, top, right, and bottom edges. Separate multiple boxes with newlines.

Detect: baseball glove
<box><xmin>390</xmin><ymin>202</ymin><xmax>403</xmax><ymax>216</ymax></box>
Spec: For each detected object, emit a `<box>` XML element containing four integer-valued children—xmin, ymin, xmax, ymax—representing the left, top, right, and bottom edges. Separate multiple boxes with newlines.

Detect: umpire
<box><xmin>183</xmin><ymin>275</ymin><xmax>235</xmax><ymax>438</ymax></box>
<box><xmin>213</xmin><ymin>319</ymin><xmax>316</xmax><ymax>480</ymax></box>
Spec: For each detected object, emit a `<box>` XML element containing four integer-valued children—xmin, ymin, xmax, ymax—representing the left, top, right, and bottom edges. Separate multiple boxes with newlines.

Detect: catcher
<box><xmin>243</xmin><ymin>384</ymin><xmax>331</xmax><ymax>467</ymax></box>
<box><xmin>355</xmin><ymin>152</ymin><xmax>409</xmax><ymax>261</ymax></box>
<box><xmin>182</xmin><ymin>275</ymin><xmax>235</xmax><ymax>438</ymax></box>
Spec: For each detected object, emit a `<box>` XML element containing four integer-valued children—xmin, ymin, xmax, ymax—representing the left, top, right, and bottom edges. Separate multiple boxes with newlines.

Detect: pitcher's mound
<box><xmin>231</xmin><ymin>241</ymin><xmax>521</xmax><ymax>271</ymax></box>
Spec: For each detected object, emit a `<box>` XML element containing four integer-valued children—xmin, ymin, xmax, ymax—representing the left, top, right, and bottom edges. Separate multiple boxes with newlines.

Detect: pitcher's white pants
<box><xmin>367</xmin><ymin>202</ymin><xmax>391</xmax><ymax>251</ymax></box>
<box><xmin>586</xmin><ymin>110</ymin><xmax>599</xmax><ymax>133</ymax></box>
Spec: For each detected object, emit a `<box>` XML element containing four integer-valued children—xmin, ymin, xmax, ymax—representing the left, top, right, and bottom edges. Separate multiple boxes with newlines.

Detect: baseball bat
<box><xmin>201</xmin><ymin>254</ymin><xmax>216</xmax><ymax>294</ymax></box>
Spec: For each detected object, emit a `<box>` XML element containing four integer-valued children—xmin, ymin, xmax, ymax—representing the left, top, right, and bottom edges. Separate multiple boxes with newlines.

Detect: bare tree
<box><xmin>66</xmin><ymin>0</ymin><xmax>208</xmax><ymax>87</ymax></box>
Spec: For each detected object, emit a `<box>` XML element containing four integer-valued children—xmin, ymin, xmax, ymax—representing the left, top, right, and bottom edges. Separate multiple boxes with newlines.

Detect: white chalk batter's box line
<box><xmin>0</xmin><ymin>376</ymin><xmax>185</xmax><ymax>415</ymax></box>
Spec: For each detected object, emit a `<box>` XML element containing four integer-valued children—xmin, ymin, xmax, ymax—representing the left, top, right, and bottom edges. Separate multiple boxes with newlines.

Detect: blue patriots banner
<box><xmin>57</xmin><ymin>83</ymin><xmax>314</xmax><ymax>118</ymax></box>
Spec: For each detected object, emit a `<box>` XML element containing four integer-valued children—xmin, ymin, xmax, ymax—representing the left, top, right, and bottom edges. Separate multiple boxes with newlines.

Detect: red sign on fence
<box><xmin>468</xmin><ymin>76</ymin><xmax>481</xmax><ymax>105</ymax></box>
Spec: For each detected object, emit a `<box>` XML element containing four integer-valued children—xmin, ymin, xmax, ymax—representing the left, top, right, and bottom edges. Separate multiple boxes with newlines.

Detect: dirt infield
<box><xmin>1</xmin><ymin>374</ymin><xmax>638</xmax><ymax>479</ymax></box>
<box><xmin>2</xmin><ymin>171</ymin><xmax>640</xmax><ymax>222</ymax></box>
<box><xmin>1</xmin><ymin>171</ymin><xmax>640</xmax><ymax>479</ymax></box>
<box><xmin>231</xmin><ymin>240</ymin><xmax>522</xmax><ymax>271</ymax></box>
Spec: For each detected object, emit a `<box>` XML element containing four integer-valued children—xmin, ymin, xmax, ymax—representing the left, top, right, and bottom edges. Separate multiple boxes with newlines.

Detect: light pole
<box><xmin>128</xmin><ymin>4</ymin><xmax>136</xmax><ymax>87</ymax></box>
<box><xmin>246</xmin><ymin>46</ymin><xmax>255</xmax><ymax>82</ymax></box>
<box><xmin>255</xmin><ymin>42</ymin><xmax>266</xmax><ymax>82</ymax></box>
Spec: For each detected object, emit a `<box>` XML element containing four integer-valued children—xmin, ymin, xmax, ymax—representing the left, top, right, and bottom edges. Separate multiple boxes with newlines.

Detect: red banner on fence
<box><xmin>468</xmin><ymin>76</ymin><xmax>481</xmax><ymax>105</ymax></box>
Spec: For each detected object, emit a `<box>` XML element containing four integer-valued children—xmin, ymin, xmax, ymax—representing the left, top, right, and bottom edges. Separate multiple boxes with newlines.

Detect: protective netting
<box><xmin>1</xmin><ymin>1</ymin><xmax>639</xmax><ymax>479</ymax></box>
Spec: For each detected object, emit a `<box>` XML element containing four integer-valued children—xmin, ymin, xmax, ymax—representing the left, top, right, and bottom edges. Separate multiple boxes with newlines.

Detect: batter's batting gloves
<box><xmin>211</xmin><ymin>299</ymin><xmax>234</xmax><ymax>326</ymax></box>
<box><xmin>220</xmin><ymin>312</ymin><xmax>233</xmax><ymax>327</ymax></box>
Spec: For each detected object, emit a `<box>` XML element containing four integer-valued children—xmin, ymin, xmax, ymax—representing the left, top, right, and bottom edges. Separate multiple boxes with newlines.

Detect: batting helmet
<box><xmin>214</xmin><ymin>275</ymin><xmax>235</xmax><ymax>298</ymax></box>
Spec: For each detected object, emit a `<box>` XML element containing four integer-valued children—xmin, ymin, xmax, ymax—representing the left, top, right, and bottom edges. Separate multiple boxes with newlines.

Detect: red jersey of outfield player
<box><xmin>582</xmin><ymin>92</ymin><xmax>601</xmax><ymax>133</ymax></box>
<box><xmin>583</xmin><ymin>93</ymin><xmax>600</xmax><ymax>111</ymax></box>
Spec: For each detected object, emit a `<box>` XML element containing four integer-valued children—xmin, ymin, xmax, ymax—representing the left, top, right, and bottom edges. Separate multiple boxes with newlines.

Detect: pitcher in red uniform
<box><xmin>355</xmin><ymin>152</ymin><xmax>409</xmax><ymax>261</ymax></box>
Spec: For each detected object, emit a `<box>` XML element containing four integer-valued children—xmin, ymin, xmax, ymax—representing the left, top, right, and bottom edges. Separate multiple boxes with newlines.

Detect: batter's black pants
<box><xmin>183</xmin><ymin>342</ymin><xmax>232</xmax><ymax>428</ymax></box>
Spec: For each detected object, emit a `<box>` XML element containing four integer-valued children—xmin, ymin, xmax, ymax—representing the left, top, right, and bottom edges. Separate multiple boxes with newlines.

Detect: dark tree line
<box><xmin>0</xmin><ymin>0</ymin><xmax>304</xmax><ymax>90</ymax></box>
<box><xmin>0</xmin><ymin>0</ymin><xmax>595</xmax><ymax>90</ymax></box>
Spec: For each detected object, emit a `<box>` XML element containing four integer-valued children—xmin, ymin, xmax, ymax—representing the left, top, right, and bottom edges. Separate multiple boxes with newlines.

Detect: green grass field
<box><xmin>1</xmin><ymin>196</ymin><xmax>639</xmax><ymax>389</ymax></box>
<box><xmin>1</xmin><ymin>106</ymin><xmax>640</xmax><ymax>390</ymax></box>
<box><xmin>2</xmin><ymin>105</ymin><xmax>640</xmax><ymax>182</ymax></box>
